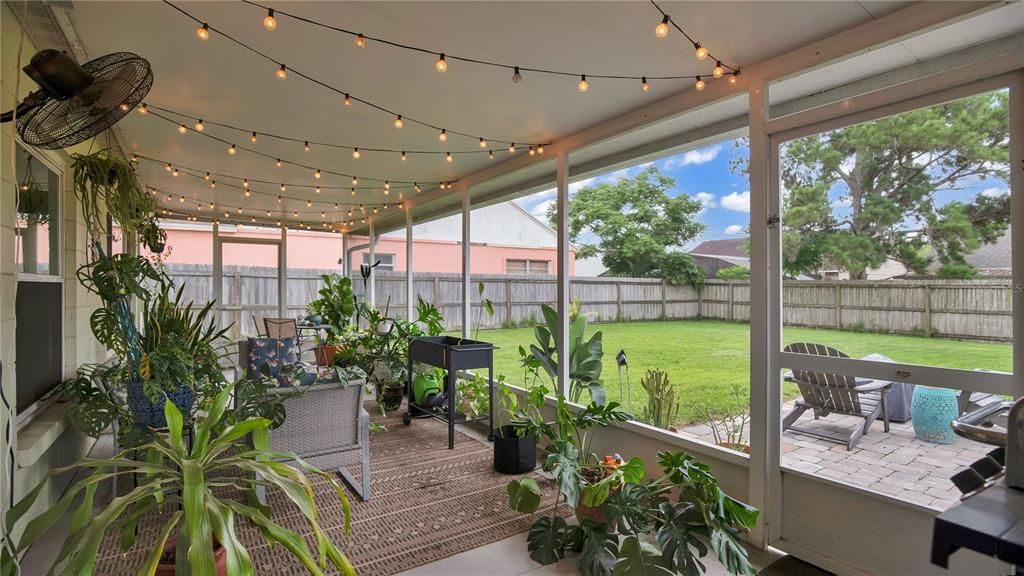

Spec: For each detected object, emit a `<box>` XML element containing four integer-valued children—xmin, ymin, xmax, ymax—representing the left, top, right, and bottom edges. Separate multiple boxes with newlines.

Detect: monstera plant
<box><xmin>1</xmin><ymin>383</ymin><xmax>355</xmax><ymax>576</ymax></box>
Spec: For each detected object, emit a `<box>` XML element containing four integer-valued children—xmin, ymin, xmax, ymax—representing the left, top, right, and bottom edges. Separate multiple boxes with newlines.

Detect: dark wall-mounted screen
<box><xmin>15</xmin><ymin>281</ymin><xmax>63</xmax><ymax>412</ymax></box>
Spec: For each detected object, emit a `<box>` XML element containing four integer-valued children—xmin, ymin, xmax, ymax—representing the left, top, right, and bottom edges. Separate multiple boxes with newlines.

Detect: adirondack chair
<box><xmin>782</xmin><ymin>343</ymin><xmax>891</xmax><ymax>450</ymax></box>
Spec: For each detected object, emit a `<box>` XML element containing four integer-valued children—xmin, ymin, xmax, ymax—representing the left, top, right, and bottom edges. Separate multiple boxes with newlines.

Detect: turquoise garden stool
<box><xmin>911</xmin><ymin>385</ymin><xmax>959</xmax><ymax>444</ymax></box>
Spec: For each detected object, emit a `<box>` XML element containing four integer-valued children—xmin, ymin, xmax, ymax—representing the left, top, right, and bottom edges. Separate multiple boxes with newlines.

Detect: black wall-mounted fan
<box><xmin>0</xmin><ymin>49</ymin><xmax>152</xmax><ymax>150</ymax></box>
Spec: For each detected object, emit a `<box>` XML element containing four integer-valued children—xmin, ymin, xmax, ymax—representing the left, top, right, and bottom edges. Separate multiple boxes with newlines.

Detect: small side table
<box><xmin>912</xmin><ymin>385</ymin><xmax>959</xmax><ymax>444</ymax></box>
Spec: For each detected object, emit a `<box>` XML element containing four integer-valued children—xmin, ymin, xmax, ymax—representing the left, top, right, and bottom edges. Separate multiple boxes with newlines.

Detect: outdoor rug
<box><xmin>93</xmin><ymin>408</ymin><xmax>563</xmax><ymax>575</ymax></box>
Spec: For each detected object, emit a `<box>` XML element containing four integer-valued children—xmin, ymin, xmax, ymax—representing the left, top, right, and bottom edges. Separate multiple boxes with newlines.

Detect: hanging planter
<box><xmin>72</xmin><ymin>148</ymin><xmax>160</xmax><ymax>248</ymax></box>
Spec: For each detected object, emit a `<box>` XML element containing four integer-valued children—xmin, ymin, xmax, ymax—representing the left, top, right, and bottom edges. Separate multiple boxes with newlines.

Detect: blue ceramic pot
<box><xmin>911</xmin><ymin>385</ymin><xmax>958</xmax><ymax>444</ymax></box>
<box><xmin>126</xmin><ymin>380</ymin><xmax>195</xmax><ymax>429</ymax></box>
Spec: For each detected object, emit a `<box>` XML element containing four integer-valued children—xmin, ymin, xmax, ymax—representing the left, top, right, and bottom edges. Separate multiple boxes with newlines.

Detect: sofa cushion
<box><xmin>247</xmin><ymin>337</ymin><xmax>299</xmax><ymax>378</ymax></box>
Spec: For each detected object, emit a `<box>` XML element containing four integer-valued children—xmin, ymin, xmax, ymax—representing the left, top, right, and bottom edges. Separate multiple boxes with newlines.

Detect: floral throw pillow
<box><xmin>247</xmin><ymin>337</ymin><xmax>298</xmax><ymax>379</ymax></box>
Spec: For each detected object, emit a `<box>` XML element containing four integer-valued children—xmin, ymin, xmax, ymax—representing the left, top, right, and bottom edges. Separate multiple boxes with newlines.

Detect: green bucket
<box><xmin>413</xmin><ymin>371</ymin><xmax>443</xmax><ymax>406</ymax></box>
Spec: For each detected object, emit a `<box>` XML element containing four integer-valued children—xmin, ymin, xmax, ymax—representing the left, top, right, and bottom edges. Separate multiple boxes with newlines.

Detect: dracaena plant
<box><xmin>508</xmin><ymin>448</ymin><xmax>759</xmax><ymax>576</ymax></box>
<box><xmin>1</xmin><ymin>383</ymin><xmax>355</xmax><ymax>576</ymax></box>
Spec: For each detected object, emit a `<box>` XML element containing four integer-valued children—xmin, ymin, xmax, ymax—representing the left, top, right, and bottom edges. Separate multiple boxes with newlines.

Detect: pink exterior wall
<box><xmin>117</xmin><ymin>226</ymin><xmax>574</xmax><ymax>274</ymax></box>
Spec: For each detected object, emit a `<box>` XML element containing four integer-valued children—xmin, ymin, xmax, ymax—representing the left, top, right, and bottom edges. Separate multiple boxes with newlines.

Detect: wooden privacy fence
<box><xmin>164</xmin><ymin>264</ymin><xmax>1015</xmax><ymax>342</ymax></box>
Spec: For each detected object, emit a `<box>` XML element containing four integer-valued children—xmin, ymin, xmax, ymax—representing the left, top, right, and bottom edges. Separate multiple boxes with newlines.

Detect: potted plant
<box><xmin>71</xmin><ymin>149</ymin><xmax>160</xmax><ymax>248</ymax></box>
<box><xmin>307</xmin><ymin>273</ymin><xmax>356</xmax><ymax>365</ymax></box>
<box><xmin>523</xmin><ymin>304</ymin><xmax>606</xmax><ymax>405</ymax></box>
<box><xmin>1</xmin><ymin>383</ymin><xmax>356</xmax><ymax>576</ymax></box>
<box><xmin>492</xmin><ymin>380</ymin><xmax>541</xmax><ymax>474</ymax></box>
<box><xmin>640</xmin><ymin>369</ymin><xmax>681</xmax><ymax>431</ymax></box>
<box><xmin>508</xmin><ymin>447</ymin><xmax>759</xmax><ymax>576</ymax></box>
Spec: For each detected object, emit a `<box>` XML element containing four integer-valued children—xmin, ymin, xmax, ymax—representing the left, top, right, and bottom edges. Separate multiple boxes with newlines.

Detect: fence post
<box><xmin>728</xmin><ymin>282</ymin><xmax>735</xmax><ymax>321</ymax></box>
<box><xmin>616</xmin><ymin>282</ymin><xmax>624</xmax><ymax>321</ymax></box>
<box><xmin>835</xmin><ymin>284</ymin><xmax>843</xmax><ymax>329</ymax></box>
<box><xmin>697</xmin><ymin>283</ymin><xmax>703</xmax><ymax>318</ymax></box>
<box><xmin>505</xmin><ymin>278</ymin><xmax>513</xmax><ymax>327</ymax></box>
<box><xmin>661</xmin><ymin>280</ymin><xmax>668</xmax><ymax>320</ymax></box>
<box><xmin>923</xmin><ymin>285</ymin><xmax>933</xmax><ymax>337</ymax></box>
<box><xmin>433</xmin><ymin>276</ymin><xmax>441</xmax><ymax>308</ymax></box>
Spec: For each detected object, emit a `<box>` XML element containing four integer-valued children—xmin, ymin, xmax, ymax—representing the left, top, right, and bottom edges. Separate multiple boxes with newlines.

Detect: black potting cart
<box><xmin>403</xmin><ymin>336</ymin><xmax>494</xmax><ymax>449</ymax></box>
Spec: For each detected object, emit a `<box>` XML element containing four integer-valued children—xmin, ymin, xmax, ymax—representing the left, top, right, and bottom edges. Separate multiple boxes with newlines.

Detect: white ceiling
<box><xmin>58</xmin><ymin>0</ymin><xmax>1019</xmax><ymax>234</ymax></box>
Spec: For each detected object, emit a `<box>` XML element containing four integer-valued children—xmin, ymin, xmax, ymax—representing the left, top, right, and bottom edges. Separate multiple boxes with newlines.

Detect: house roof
<box><xmin>689</xmin><ymin>239</ymin><xmax>747</xmax><ymax>258</ymax></box>
<box><xmin>965</xmin><ymin>227</ymin><xmax>1012</xmax><ymax>272</ymax></box>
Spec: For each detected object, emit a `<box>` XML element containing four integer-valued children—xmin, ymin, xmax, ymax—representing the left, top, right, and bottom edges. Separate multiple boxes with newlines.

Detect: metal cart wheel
<box><xmin>402</xmin><ymin>411</ymin><xmax>412</xmax><ymax>426</ymax></box>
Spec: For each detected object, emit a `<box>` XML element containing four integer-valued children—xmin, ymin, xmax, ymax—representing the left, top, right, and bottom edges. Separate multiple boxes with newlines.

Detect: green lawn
<box><xmin>461</xmin><ymin>319</ymin><xmax>1012</xmax><ymax>425</ymax></box>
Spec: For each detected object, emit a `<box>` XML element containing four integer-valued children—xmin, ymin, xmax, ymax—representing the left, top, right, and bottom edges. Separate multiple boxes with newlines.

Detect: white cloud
<box><xmin>530</xmin><ymin>199</ymin><xmax>554</xmax><ymax>218</ymax></box>
<box><xmin>725</xmin><ymin>224</ymin><xmax>744</xmax><ymax>235</ymax></box>
<box><xmin>693</xmin><ymin>192</ymin><xmax>716</xmax><ymax>208</ymax></box>
<box><xmin>980</xmin><ymin>187</ymin><xmax>1009</xmax><ymax>198</ymax></box>
<box><xmin>831</xmin><ymin>196</ymin><xmax>852</xmax><ymax>208</ymax></box>
<box><xmin>660</xmin><ymin>145</ymin><xmax>722</xmax><ymax>170</ymax></box>
<box><xmin>721</xmin><ymin>190</ymin><xmax>750</xmax><ymax>213</ymax></box>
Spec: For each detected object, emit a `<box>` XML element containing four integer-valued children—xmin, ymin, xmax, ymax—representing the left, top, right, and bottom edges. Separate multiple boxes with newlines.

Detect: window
<box><xmin>363</xmin><ymin>253</ymin><xmax>395</xmax><ymax>271</ymax></box>
<box><xmin>506</xmin><ymin>259</ymin><xmax>549</xmax><ymax>274</ymax></box>
<box><xmin>15</xmin><ymin>143</ymin><xmax>60</xmax><ymax>276</ymax></box>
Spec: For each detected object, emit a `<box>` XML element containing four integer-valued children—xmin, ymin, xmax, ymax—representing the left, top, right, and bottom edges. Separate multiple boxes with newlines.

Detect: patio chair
<box><xmin>237</xmin><ymin>339</ymin><xmax>371</xmax><ymax>501</ymax></box>
<box><xmin>264</xmin><ymin>317</ymin><xmax>303</xmax><ymax>356</ymax></box>
<box><xmin>782</xmin><ymin>342</ymin><xmax>891</xmax><ymax>450</ymax></box>
<box><xmin>251</xmin><ymin>314</ymin><xmax>266</xmax><ymax>337</ymax></box>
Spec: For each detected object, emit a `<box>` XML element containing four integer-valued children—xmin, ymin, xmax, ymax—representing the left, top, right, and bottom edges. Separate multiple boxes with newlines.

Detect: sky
<box><xmin>514</xmin><ymin>138</ymin><xmax>752</xmax><ymax>251</ymax></box>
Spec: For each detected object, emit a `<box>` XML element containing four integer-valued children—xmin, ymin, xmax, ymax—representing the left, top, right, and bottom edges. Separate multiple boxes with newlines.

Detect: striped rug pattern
<box><xmin>94</xmin><ymin>411</ymin><xmax>560</xmax><ymax>575</ymax></box>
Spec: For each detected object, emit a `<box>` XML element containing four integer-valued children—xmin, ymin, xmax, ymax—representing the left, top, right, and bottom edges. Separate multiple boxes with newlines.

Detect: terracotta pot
<box><xmin>575</xmin><ymin>501</ymin><xmax>608</xmax><ymax>525</ymax></box>
<box><xmin>155</xmin><ymin>538</ymin><xmax>228</xmax><ymax>576</ymax></box>
<box><xmin>315</xmin><ymin>344</ymin><xmax>341</xmax><ymax>366</ymax></box>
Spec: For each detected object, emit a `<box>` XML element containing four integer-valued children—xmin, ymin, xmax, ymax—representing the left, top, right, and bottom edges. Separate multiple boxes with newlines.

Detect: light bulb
<box><xmin>196</xmin><ymin>23</ymin><xmax>210</xmax><ymax>41</ymax></box>
<box><xmin>446</xmin><ymin>152</ymin><xmax>453</xmax><ymax>163</ymax></box>
<box><xmin>730</xmin><ymin>70</ymin><xmax>740</xmax><ymax>84</ymax></box>
<box><xmin>439</xmin><ymin>129</ymin><xmax>447</xmax><ymax>142</ymax></box>
<box><xmin>178</xmin><ymin>124</ymin><xmax>188</xmax><ymax>134</ymax></box>
<box><xmin>401</xmin><ymin>151</ymin><xmax>407</xmax><ymax>161</ymax></box>
<box><xmin>351</xmin><ymin>188</ymin><xmax>356</xmax><ymax>195</ymax></box>
<box><xmin>435</xmin><ymin>53</ymin><xmax>447</xmax><ymax>73</ymax></box>
<box><xmin>204</xmin><ymin>172</ymin><xmax>210</xmax><ymax>180</ymax></box>
<box><xmin>304</xmin><ymin>141</ymin><xmax>310</xmax><ymax>152</ymax></box>
<box><xmin>194</xmin><ymin>119</ymin><xmax>205</xmax><ymax>132</ymax></box>
<box><xmin>243</xmin><ymin>179</ymin><xmax>249</xmax><ymax>188</ymax></box>
<box><xmin>276</xmin><ymin>159</ymin><xmax>283</xmax><ymax>167</ymax></box>
<box><xmin>655</xmin><ymin>15</ymin><xmax>670</xmax><ymax>38</ymax></box>
<box><xmin>263</xmin><ymin>9</ymin><xmax>276</xmax><ymax>31</ymax></box>
<box><xmin>250</xmin><ymin>132</ymin><xmax>258</xmax><ymax>142</ymax></box>
<box><xmin>343</xmin><ymin>94</ymin><xmax>351</xmax><ymax>107</ymax></box>
<box><xmin>352</xmin><ymin>177</ymin><xmax>358</xmax><ymax>185</ymax></box>
<box><xmin>695</xmin><ymin>43</ymin><xmax>708</xmax><ymax>60</ymax></box>
<box><xmin>695</xmin><ymin>76</ymin><xmax>705</xmax><ymax>91</ymax></box>
<box><xmin>236</xmin><ymin>207</ymin><xmax>242</xmax><ymax>213</ymax></box>
<box><xmin>306</xmin><ymin>199</ymin><xmax>312</xmax><ymax>207</ymax></box>
<box><xmin>641</xmin><ymin>76</ymin><xmax>650</xmax><ymax>92</ymax></box>
<box><xmin>209</xmin><ymin>202</ymin><xmax>214</xmax><ymax>208</ymax></box>
<box><xmin>228</xmin><ymin>144</ymin><xmax>237</xmax><ymax>154</ymax></box>
<box><xmin>244</xmin><ymin>190</ymin><xmax>251</xmax><ymax>197</ymax></box>
<box><xmin>354</xmin><ymin>34</ymin><xmax>365</xmax><ymax>48</ymax></box>
<box><xmin>509</xmin><ymin>143</ymin><xmax>516</xmax><ymax>154</ymax></box>
<box><xmin>578</xmin><ymin>74</ymin><xmax>589</xmax><ymax>93</ymax></box>
<box><xmin>352</xmin><ymin>148</ymin><xmax>361</xmax><ymax>159</ymax></box>
<box><xmin>321</xmin><ymin>211</ymin><xmax>326</xmax><ymax>218</ymax></box>
<box><xmin>119</xmin><ymin>102</ymin><xmax>130</xmax><ymax>112</ymax></box>
<box><xmin>713</xmin><ymin>61</ymin><xmax>725</xmax><ymax>78</ymax></box>
<box><xmin>394</xmin><ymin>115</ymin><xmax>404</xmax><ymax>129</ymax></box>
<box><xmin>179</xmin><ymin>195</ymin><xmax>185</xmax><ymax>203</ymax></box>
<box><xmin>488</xmin><ymin>150</ymin><xmax>494</xmax><ymax>160</ymax></box>
<box><xmin>281</xmin><ymin>184</ymin><xmax>287</xmax><ymax>191</ymax></box>
<box><xmin>166</xmin><ymin>163</ymin><xmax>173</xmax><ymax>171</ymax></box>
<box><xmin>512</xmin><ymin>66</ymin><xmax>522</xmax><ymax>84</ymax></box>
<box><xmin>384</xmin><ymin>181</ymin><xmax>390</xmax><ymax>190</ymax></box>
<box><xmin>529</xmin><ymin>147</ymin><xmax>536</xmax><ymax>156</ymax></box>
<box><xmin>210</xmin><ymin>180</ymin><xmax>216</xmax><ymax>188</ymax></box>
<box><xmin>172</xmin><ymin>169</ymin><xmax>180</xmax><ymax>177</ymax></box>
<box><xmin>278</xmin><ymin>195</ymin><xmax>283</xmax><ymax>202</ymax></box>
<box><xmin>276</xmin><ymin>64</ymin><xmax>287</xmax><ymax>80</ymax></box>
<box><xmin>537</xmin><ymin>145</ymin><xmax>545</xmax><ymax>155</ymax></box>
<box><xmin>314</xmin><ymin>169</ymin><xmax>321</xmax><ymax>179</ymax></box>
<box><xmin>479</xmin><ymin>138</ymin><xmax>487</xmax><ymax>148</ymax></box>
<box><xmin>316</xmin><ymin>187</ymin><xmax>321</xmax><ymax>194</ymax></box>
<box><xmin>138</xmin><ymin>103</ymin><xmax>147</xmax><ymax>114</ymax></box>
<box><xmin>415</xmin><ymin>183</ymin><xmax>421</xmax><ymax>192</ymax></box>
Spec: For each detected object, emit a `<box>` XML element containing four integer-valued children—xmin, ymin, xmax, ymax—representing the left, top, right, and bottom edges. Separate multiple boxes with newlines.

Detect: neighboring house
<box><xmin>948</xmin><ymin>227</ymin><xmax>1012</xmax><ymax>277</ymax></box>
<box><xmin>122</xmin><ymin>201</ymin><xmax>575</xmax><ymax>275</ymax></box>
<box><xmin>689</xmin><ymin>238</ymin><xmax>751</xmax><ymax>278</ymax></box>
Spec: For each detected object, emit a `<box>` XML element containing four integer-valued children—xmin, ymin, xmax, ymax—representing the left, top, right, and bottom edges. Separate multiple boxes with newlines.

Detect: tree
<box><xmin>548</xmin><ymin>167</ymin><xmax>706</xmax><ymax>286</ymax></box>
<box><xmin>775</xmin><ymin>91</ymin><xmax>1010</xmax><ymax>278</ymax></box>
<box><xmin>716</xmin><ymin>266</ymin><xmax>750</xmax><ymax>280</ymax></box>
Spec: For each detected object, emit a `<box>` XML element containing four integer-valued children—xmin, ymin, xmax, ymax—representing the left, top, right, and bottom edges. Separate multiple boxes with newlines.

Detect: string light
<box><xmin>210</xmin><ymin>180</ymin><xmax>216</xmax><ymax>188</ymax></box>
<box><xmin>354</xmin><ymin>33</ymin><xmax>365</xmax><ymax>48</ymax></box>
<box><xmin>446</xmin><ymin>152</ymin><xmax>453</xmax><ymax>163</ymax></box>
<box><xmin>281</xmin><ymin>183</ymin><xmax>287</xmax><ymax>191</ymax></box>
<box><xmin>194</xmin><ymin>119</ymin><xmax>205</xmax><ymax>132</ymax></box>
<box><xmin>655</xmin><ymin>15</ymin><xmax>670</xmax><ymax>38</ymax></box>
<box><xmin>695</xmin><ymin>76</ymin><xmax>705</xmax><ymax>91</ymax></box>
<box><xmin>178</xmin><ymin>124</ymin><xmax>188</xmax><ymax>134</ymax></box>
<box><xmin>528</xmin><ymin>147</ymin><xmax>536</xmax><ymax>156</ymax></box>
<box><xmin>306</xmin><ymin>199</ymin><xmax>312</xmax><ymax>207</ymax></box>
<box><xmin>509</xmin><ymin>143</ymin><xmax>516</xmax><ymax>154</ymax></box>
<box><xmin>512</xmin><ymin>66</ymin><xmax>522</xmax><ymax>84</ymax></box>
<box><xmin>276</xmin><ymin>159</ymin><xmax>283</xmax><ymax>167</ymax></box>
<box><xmin>138</xmin><ymin>103</ymin><xmax>148</xmax><ymax>114</ymax></box>
<box><xmin>228</xmin><ymin>144</ymin><xmax>237</xmax><ymax>154</ymax></box>
<box><xmin>488</xmin><ymin>150</ymin><xmax>494</xmax><ymax>160</ymax></box>
<box><xmin>439</xmin><ymin>129</ymin><xmax>447</xmax><ymax>142</ymax></box>
<box><xmin>263</xmin><ymin>8</ymin><xmax>276</xmax><ymax>30</ymax></box>
<box><xmin>316</xmin><ymin>186</ymin><xmax>321</xmax><ymax>194</ymax></box>
<box><xmin>351</xmin><ymin>177</ymin><xmax>358</xmax><ymax>186</ymax></box>
<box><xmin>729</xmin><ymin>70</ymin><xmax>740</xmax><ymax>84</ymax></box>
<box><xmin>352</xmin><ymin>148</ymin><xmax>360</xmax><ymax>159</ymax></box>
<box><xmin>172</xmin><ymin>168</ymin><xmax>180</xmax><ymax>177</ymax></box>
<box><xmin>435</xmin><ymin>53</ymin><xmax>447</xmax><ymax>73</ymax></box>
<box><xmin>343</xmin><ymin>93</ymin><xmax>351</xmax><ymax>107</ymax></box>
<box><xmin>713</xmin><ymin>61</ymin><xmax>725</xmax><ymax>78</ymax></box>
<box><xmin>694</xmin><ymin>43</ymin><xmax>708</xmax><ymax>61</ymax></box>
<box><xmin>244</xmin><ymin>189</ymin><xmax>251</xmax><ymax>197</ymax></box>
<box><xmin>351</xmin><ymin>188</ymin><xmax>356</xmax><ymax>195</ymax></box>
<box><xmin>278</xmin><ymin>195</ymin><xmax>283</xmax><ymax>202</ymax></box>
<box><xmin>394</xmin><ymin>115</ymin><xmax>404</xmax><ymax>129</ymax></box>
<box><xmin>196</xmin><ymin>23</ymin><xmax>210</xmax><ymax>41</ymax></box>
<box><xmin>179</xmin><ymin>195</ymin><xmax>185</xmax><ymax>203</ymax></box>
<box><xmin>479</xmin><ymin>137</ymin><xmax>487</xmax><ymax>149</ymax></box>
<box><xmin>537</xmin><ymin>145</ymin><xmax>545</xmax><ymax>154</ymax></box>
<box><xmin>243</xmin><ymin>179</ymin><xmax>249</xmax><ymax>188</ymax></box>
<box><xmin>250</xmin><ymin>132</ymin><xmax>258</xmax><ymax>142</ymax></box>
<box><xmin>304</xmin><ymin>141</ymin><xmax>310</xmax><ymax>151</ymax></box>
<box><xmin>641</xmin><ymin>76</ymin><xmax>650</xmax><ymax>92</ymax></box>
<box><xmin>314</xmin><ymin>169</ymin><xmax>321</xmax><ymax>179</ymax></box>
<box><xmin>384</xmin><ymin>181</ymin><xmax>390</xmax><ymax>191</ymax></box>
<box><xmin>578</xmin><ymin>74</ymin><xmax>589</xmax><ymax>93</ymax></box>
<box><xmin>276</xmin><ymin>64</ymin><xmax>287</xmax><ymax>79</ymax></box>
<box><xmin>204</xmin><ymin>172</ymin><xmax>210</xmax><ymax>180</ymax></box>
<box><xmin>400</xmin><ymin>151</ymin><xmax>407</xmax><ymax>161</ymax></box>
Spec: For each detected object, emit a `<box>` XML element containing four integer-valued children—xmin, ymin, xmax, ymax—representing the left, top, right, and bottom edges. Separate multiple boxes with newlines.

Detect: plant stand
<box><xmin>404</xmin><ymin>336</ymin><xmax>494</xmax><ymax>449</ymax></box>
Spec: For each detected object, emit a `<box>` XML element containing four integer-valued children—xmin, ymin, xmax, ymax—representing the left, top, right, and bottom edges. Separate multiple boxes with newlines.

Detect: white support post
<box><xmin>368</xmin><ymin>222</ymin><xmax>376</xmax><ymax>307</ymax></box>
<box><xmin>406</xmin><ymin>208</ymin><xmax>414</xmax><ymax>322</ymax></box>
<box><xmin>341</xmin><ymin>233</ymin><xmax>349</xmax><ymax>278</ymax></box>
<box><xmin>747</xmin><ymin>79</ymin><xmax>777</xmax><ymax>547</ymax></box>
<box><xmin>279</xmin><ymin>226</ymin><xmax>288</xmax><ymax>318</ymax></box>
<box><xmin>461</xmin><ymin>189</ymin><xmax>472</xmax><ymax>339</ymax></box>
<box><xmin>1011</xmin><ymin>71</ymin><xmax>1023</xmax><ymax>399</ymax></box>
<box><xmin>212</xmin><ymin>221</ymin><xmax>223</xmax><ymax>328</ymax></box>
<box><xmin>556</xmin><ymin>152</ymin><xmax>570</xmax><ymax>397</ymax></box>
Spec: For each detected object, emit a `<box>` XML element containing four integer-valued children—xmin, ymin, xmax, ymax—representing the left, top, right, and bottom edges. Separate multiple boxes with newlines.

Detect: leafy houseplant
<box><xmin>71</xmin><ymin>149</ymin><xmax>160</xmax><ymax>249</ymax></box>
<box><xmin>492</xmin><ymin>381</ymin><xmax>544</xmax><ymax>475</ymax></box>
<box><xmin>640</xmin><ymin>369</ymin><xmax>681</xmax><ymax>431</ymax></box>
<box><xmin>1</xmin><ymin>383</ymin><xmax>355</xmax><ymax>576</ymax></box>
<box><xmin>307</xmin><ymin>273</ymin><xmax>356</xmax><ymax>365</ymax></box>
<box><xmin>509</xmin><ymin>447</ymin><xmax>759</xmax><ymax>576</ymax></box>
<box><xmin>521</xmin><ymin>304</ymin><xmax>605</xmax><ymax>405</ymax></box>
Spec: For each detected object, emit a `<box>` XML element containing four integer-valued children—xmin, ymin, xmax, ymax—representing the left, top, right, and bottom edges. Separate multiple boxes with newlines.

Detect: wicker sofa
<box><xmin>236</xmin><ymin>339</ymin><xmax>371</xmax><ymax>501</ymax></box>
